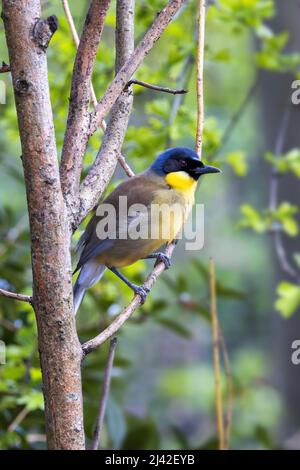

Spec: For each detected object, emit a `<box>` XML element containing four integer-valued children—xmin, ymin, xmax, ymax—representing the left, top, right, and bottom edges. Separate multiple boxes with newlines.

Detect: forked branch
<box><xmin>61</xmin><ymin>0</ymin><xmax>134</xmax><ymax>178</ymax></box>
<box><xmin>76</xmin><ymin>0</ymin><xmax>136</xmax><ymax>227</ymax></box>
<box><xmin>60</xmin><ymin>0</ymin><xmax>112</xmax><ymax>209</ymax></box>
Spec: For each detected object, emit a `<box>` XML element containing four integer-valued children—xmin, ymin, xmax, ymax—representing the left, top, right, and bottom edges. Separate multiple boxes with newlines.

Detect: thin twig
<box><xmin>62</xmin><ymin>0</ymin><xmax>134</xmax><ymax>178</ymax></box>
<box><xmin>90</xmin><ymin>337</ymin><xmax>117</xmax><ymax>450</ymax></box>
<box><xmin>269</xmin><ymin>105</ymin><xmax>290</xmax><ymax>212</ymax></box>
<box><xmin>214</xmin><ymin>74</ymin><xmax>261</xmax><ymax>158</ymax></box>
<box><xmin>82</xmin><ymin>241</ymin><xmax>176</xmax><ymax>356</ymax></box>
<box><xmin>167</xmin><ymin>53</ymin><xmax>194</xmax><ymax>146</ymax></box>
<box><xmin>127</xmin><ymin>79</ymin><xmax>188</xmax><ymax>95</ymax></box>
<box><xmin>0</xmin><ymin>288</ymin><xmax>32</xmax><ymax>304</ymax></box>
<box><xmin>60</xmin><ymin>0</ymin><xmax>112</xmax><ymax>204</ymax></box>
<box><xmin>116</xmin><ymin>151</ymin><xmax>135</xmax><ymax>178</ymax></box>
<box><xmin>268</xmin><ymin>104</ymin><xmax>300</xmax><ymax>280</ymax></box>
<box><xmin>219</xmin><ymin>327</ymin><xmax>233</xmax><ymax>449</ymax></box>
<box><xmin>7</xmin><ymin>406</ymin><xmax>30</xmax><ymax>432</ymax></box>
<box><xmin>0</xmin><ymin>317</ymin><xmax>20</xmax><ymax>332</ymax></box>
<box><xmin>209</xmin><ymin>257</ymin><xmax>225</xmax><ymax>450</ymax></box>
<box><xmin>0</xmin><ymin>62</ymin><xmax>10</xmax><ymax>73</ymax></box>
<box><xmin>195</xmin><ymin>0</ymin><xmax>206</xmax><ymax>158</ymax></box>
<box><xmin>61</xmin><ymin>0</ymin><xmax>98</xmax><ymax>108</ymax></box>
<box><xmin>273</xmin><ymin>229</ymin><xmax>299</xmax><ymax>279</ymax></box>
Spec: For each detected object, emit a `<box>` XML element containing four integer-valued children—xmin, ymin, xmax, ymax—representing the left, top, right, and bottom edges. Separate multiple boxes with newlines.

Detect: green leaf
<box><xmin>0</xmin><ymin>362</ymin><xmax>26</xmax><ymax>381</ymax></box>
<box><xmin>226</xmin><ymin>151</ymin><xmax>248</xmax><ymax>176</ymax></box>
<box><xmin>275</xmin><ymin>282</ymin><xmax>300</xmax><ymax>318</ymax></box>
<box><xmin>145</xmin><ymin>99</ymin><xmax>170</xmax><ymax>119</ymax></box>
<box><xmin>275</xmin><ymin>202</ymin><xmax>298</xmax><ymax>237</ymax></box>
<box><xmin>266</xmin><ymin>149</ymin><xmax>300</xmax><ymax>178</ymax></box>
<box><xmin>17</xmin><ymin>390</ymin><xmax>44</xmax><ymax>411</ymax></box>
<box><xmin>239</xmin><ymin>204</ymin><xmax>268</xmax><ymax>233</ymax></box>
<box><xmin>212</xmin><ymin>48</ymin><xmax>231</xmax><ymax>62</ymax></box>
<box><xmin>216</xmin><ymin>282</ymin><xmax>246</xmax><ymax>299</ymax></box>
<box><xmin>256</xmin><ymin>32</ymin><xmax>300</xmax><ymax>72</ymax></box>
<box><xmin>254</xmin><ymin>425</ymin><xmax>275</xmax><ymax>449</ymax></box>
<box><xmin>192</xmin><ymin>260</ymin><xmax>209</xmax><ymax>281</ymax></box>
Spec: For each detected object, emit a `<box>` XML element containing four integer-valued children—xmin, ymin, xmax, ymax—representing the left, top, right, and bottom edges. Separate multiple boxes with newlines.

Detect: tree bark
<box><xmin>2</xmin><ymin>0</ymin><xmax>84</xmax><ymax>449</ymax></box>
<box><xmin>77</xmin><ymin>0</ymin><xmax>135</xmax><ymax>227</ymax></box>
<box><xmin>60</xmin><ymin>0</ymin><xmax>112</xmax><ymax>213</ymax></box>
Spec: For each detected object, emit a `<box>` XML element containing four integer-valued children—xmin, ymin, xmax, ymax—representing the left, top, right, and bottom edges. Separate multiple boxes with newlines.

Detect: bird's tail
<box><xmin>73</xmin><ymin>260</ymin><xmax>106</xmax><ymax>315</ymax></box>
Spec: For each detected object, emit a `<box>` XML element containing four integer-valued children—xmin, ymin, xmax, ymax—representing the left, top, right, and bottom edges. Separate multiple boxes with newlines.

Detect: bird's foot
<box><xmin>133</xmin><ymin>285</ymin><xmax>150</xmax><ymax>304</ymax></box>
<box><xmin>155</xmin><ymin>253</ymin><xmax>171</xmax><ymax>270</ymax></box>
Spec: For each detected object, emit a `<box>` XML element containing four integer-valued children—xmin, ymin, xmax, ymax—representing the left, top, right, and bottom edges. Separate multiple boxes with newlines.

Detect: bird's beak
<box><xmin>194</xmin><ymin>163</ymin><xmax>221</xmax><ymax>175</ymax></box>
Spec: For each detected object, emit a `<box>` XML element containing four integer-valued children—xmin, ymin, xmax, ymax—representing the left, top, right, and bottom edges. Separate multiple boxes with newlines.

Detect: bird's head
<box><xmin>150</xmin><ymin>147</ymin><xmax>221</xmax><ymax>188</ymax></box>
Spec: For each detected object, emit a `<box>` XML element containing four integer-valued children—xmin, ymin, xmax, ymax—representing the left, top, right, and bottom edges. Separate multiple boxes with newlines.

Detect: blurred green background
<box><xmin>1</xmin><ymin>0</ymin><xmax>300</xmax><ymax>450</ymax></box>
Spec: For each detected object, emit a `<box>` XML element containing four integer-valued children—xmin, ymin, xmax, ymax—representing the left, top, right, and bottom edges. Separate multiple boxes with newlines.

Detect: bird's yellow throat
<box><xmin>165</xmin><ymin>171</ymin><xmax>197</xmax><ymax>194</ymax></box>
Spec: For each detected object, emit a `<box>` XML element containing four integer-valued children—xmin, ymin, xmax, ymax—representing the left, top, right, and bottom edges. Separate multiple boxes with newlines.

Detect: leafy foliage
<box><xmin>0</xmin><ymin>0</ymin><xmax>294</xmax><ymax>450</ymax></box>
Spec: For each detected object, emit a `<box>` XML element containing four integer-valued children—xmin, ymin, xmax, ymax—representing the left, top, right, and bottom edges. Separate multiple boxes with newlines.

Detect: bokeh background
<box><xmin>1</xmin><ymin>0</ymin><xmax>300</xmax><ymax>450</ymax></box>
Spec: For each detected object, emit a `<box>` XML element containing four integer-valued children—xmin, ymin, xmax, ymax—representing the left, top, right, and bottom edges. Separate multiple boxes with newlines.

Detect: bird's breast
<box><xmin>152</xmin><ymin>172</ymin><xmax>197</xmax><ymax>242</ymax></box>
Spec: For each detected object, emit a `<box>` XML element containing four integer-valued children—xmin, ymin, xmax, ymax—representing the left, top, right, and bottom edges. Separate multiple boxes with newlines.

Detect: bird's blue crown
<box><xmin>150</xmin><ymin>147</ymin><xmax>200</xmax><ymax>176</ymax></box>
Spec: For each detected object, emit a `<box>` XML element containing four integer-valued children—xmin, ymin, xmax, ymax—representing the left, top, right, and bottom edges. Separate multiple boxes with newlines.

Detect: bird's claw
<box><xmin>133</xmin><ymin>285</ymin><xmax>149</xmax><ymax>304</ymax></box>
<box><xmin>155</xmin><ymin>253</ymin><xmax>171</xmax><ymax>270</ymax></box>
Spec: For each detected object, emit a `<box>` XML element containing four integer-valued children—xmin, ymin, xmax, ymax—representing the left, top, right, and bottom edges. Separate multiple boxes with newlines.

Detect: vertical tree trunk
<box><xmin>2</xmin><ymin>0</ymin><xmax>84</xmax><ymax>449</ymax></box>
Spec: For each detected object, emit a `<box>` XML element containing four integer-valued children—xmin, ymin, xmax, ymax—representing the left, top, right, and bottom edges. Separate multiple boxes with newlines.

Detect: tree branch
<box><xmin>82</xmin><ymin>241</ymin><xmax>176</xmax><ymax>356</ymax></box>
<box><xmin>127</xmin><ymin>78</ymin><xmax>188</xmax><ymax>95</ymax></box>
<box><xmin>61</xmin><ymin>0</ymin><xmax>98</xmax><ymax>108</ymax></box>
<box><xmin>167</xmin><ymin>53</ymin><xmax>194</xmax><ymax>146</ymax></box>
<box><xmin>214</xmin><ymin>74</ymin><xmax>261</xmax><ymax>159</ymax></box>
<box><xmin>209</xmin><ymin>257</ymin><xmax>226</xmax><ymax>450</ymax></box>
<box><xmin>90</xmin><ymin>337</ymin><xmax>117</xmax><ymax>450</ymax></box>
<box><xmin>32</xmin><ymin>15</ymin><xmax>58</xmax><ymax>51</ymax></box>
<box><xmin>0</xmin><ymin>61</ymin><xmax>10</xmax><ymax>73</ymax></box>
<box><xmin>273</xmin><ymin>229</ymin><xmax>299</xmax><ymax>280</ymax></box>
<box><xmin>60</xmin><ymin>0</ymin><xmax>112</xmax><ymax>214</ymax></box>
<box><xmin>268</xmin><ymin>104</ymin><xmax>300</xmax><ymax>281</ymax></box>
<box><xmin>62</xmin><ymin>0</ymin><xmax>134</xmax><ymax>202</ymax></box>
<box><xmin>76</xmin><ymin>0</ymin><xmax>137</xmax><ymax>228</ymax></box>
<box><xmin>7</xmin><ymin>406</ymin><xmax>30</xmax><ymax>433</ymax></box>
<box><xmin>0</xmin><ymin>287</ymin><xmax>32</xmax><ymax>303</ymax></box>
<box><xmin>88</xmin><ymin>0</ymin><xmax>186</xmax><ymax>137</ymax></box>
<box><xmin>195</xmin><ymin>0</ymin><xmax>206</xmax><ymax>158</ymax></box>
<box><xmin>269</xmin><ymin>105</ymin><xmax>290</xmax><ymax>212</ymax></box>
<box><xmin>219</xmin><ymin>326</ymin><xmax>233</xmax><ymax>449</ymax></box>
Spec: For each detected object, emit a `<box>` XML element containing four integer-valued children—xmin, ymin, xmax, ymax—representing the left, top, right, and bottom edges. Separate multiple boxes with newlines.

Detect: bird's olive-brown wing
<box><xmin>75</xmin><ymin>174</ymin><xmax>165</xmax><ymax>271</ymax></box>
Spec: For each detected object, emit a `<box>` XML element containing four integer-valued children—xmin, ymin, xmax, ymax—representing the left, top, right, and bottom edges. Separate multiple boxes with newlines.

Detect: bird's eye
<box><xmin>180</xmin><ymin>160</ymin><xmax>187</xmax><ymax>167</ymax></box>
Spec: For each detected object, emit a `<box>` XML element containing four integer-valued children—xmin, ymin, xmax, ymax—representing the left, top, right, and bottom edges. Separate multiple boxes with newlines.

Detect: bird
<box><xmin>73</xmin><ymin>147</ymin><xmax>220</xmax><ymax>314</ymax></box>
